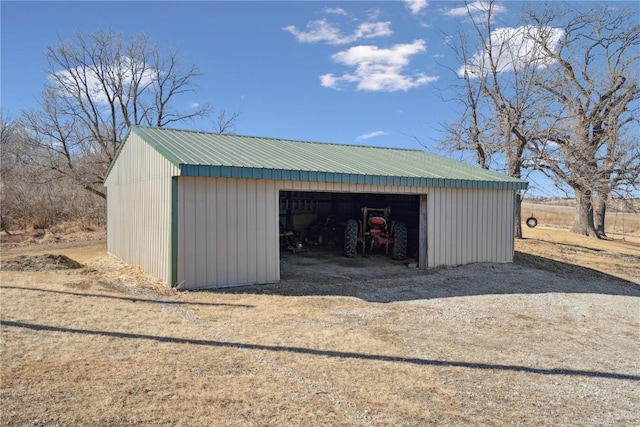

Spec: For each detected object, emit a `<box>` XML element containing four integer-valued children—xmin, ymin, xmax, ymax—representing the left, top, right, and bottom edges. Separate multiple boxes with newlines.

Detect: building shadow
<box><xmin>212</xmin><ymin>248</ymin><xmax>640</xmax><ymax>303</ymax></box>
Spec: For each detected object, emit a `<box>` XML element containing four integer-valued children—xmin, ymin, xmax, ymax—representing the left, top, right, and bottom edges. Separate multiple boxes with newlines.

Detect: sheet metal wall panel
<box><xmin>105</xmin><ymin>134</ymin><xmax>178</xmax><ymax>284</ymax></box>
<box><xmin>175</xmin><ymin>177</ymin><xmax>514</xmax><ymax>289</ymax></box>
<box><xmin>246</xmin><ymin>181</ymin><xmax>259</xmax><ymax>284</ymax></box>
<box><xmin>206</xmin><ymin>181</ymin><xmax>218</xmax><ymax>285</ymax></box>
<box><xmin>427</xmin><ymin>188</ymin><xmax>514</xmax><ymax>267</ymax></box>
<box><xmin>177</xmin><ymin>177</ymin><xmax>279</xmax><ymax>289</ymax></box>
<box><xmin>215</xmin><ymin>179</ymin><xmax>228</xmax><ymax>284</ymax></box>
<box><xmin>255</xmin><ymin>180</ymin><xmax>268</xmax><ymax>282</ymax></box>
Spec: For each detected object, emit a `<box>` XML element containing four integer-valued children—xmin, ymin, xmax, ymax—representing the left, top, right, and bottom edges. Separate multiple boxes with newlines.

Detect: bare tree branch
<box><xmin>21</xmin><ymin>29</ymin><xmax>237</xmax><ymax>199</ymax></box>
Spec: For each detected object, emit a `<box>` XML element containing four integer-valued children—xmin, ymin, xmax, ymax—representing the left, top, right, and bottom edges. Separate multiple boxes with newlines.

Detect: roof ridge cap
<box><xmin>134</xmin><ymin>125</ymin><xmax>424</xmax><ymax>153</ymax></box>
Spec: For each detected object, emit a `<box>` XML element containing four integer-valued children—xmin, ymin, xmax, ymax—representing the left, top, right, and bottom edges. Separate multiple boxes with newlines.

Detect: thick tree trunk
<box><xmin>593</xmin><ymin>193</ymin><xmax>607</xmax><ymax>237</ymax></box>
<box><xmin>514</xmin><ymin>192</ymin><xmax>523</xmax><ymax>239</ymax></box>
<box><xmin>571</xmin><ymin>189</ymin><xmax>599</xmax><ymax>237</ymax></box>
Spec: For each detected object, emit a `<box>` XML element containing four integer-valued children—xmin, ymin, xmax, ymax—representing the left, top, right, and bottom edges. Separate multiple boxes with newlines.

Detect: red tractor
<box><xmin>344</xmin><ymin>207</ymin><xmax>407</xmax><ymax>260</ymax></box>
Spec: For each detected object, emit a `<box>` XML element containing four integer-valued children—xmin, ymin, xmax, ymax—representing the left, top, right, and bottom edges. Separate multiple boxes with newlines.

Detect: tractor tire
<box><xmin>344</xmin><ymin>219</ymin><xmax>359</xmax><ymax>257</ymax></box>
<box><xmin>392</xmin><ymin>222</ymin><xmax>407</xmax><ymax>260</ymax></box>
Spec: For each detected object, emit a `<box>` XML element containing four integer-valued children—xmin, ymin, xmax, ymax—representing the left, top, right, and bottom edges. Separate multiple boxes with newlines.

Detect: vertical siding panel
<box><xmin>455</xmin><ymin>189</ymin><xmax>462</xmax><ymax>265</ymax></box>
<box><xmin>195</xmin><ymin>178</ymin><xmax>208</xmax><ymax>287</ymax></box>
<box><xmin>434</xmin><ymin>189</ymin><xmax>443</xmax><ymax>266</ymax></box>
<box><xmin>453</xmin><ymin>189</ymin><xmax>460</xmax><ymax>264</ymax></box>
<box><xmin>505</xmin><ymin>191</ymin><xmax>512</xmax><ymax>260</ymax></box>
<box><xmin>216</xmin><ymin>179</ymin><xmax>228</xmax><ymax>285</ymax></box>
<box><xmin>449</xmin><ymin>188</ymin><xmax>456</xmax><ymax>265</ymax></box>
<box><xmin>496</xmin><ymin>191</ymin><xmax>502</xmax><ymax>260</ymax></box>
<box><xmin>484</xmin><ymin>190</ymin><xmax>492</xmax><ymax>262</ymax></box>
<box><xmin>206</xmin><ymin>179</ymin><xmax>217</xmax><ymax>284</ymax></box>
<box><xmin>446</xmin><ymin>188</ymin><xmax>453</xmax><ymax>265</ymax></box>
<box><xmin>503</xmin><ymin>190</ymin><xmax>514</xmax><ymax>261</ymax></box>
<box><xmin>440</xmin><ymin>188</ymin><xmax>447</xmax><ymax>266</ymax></box>
<box><xmin>431</xmin><ymin>189</ymin><xmax>439</xmax><ymax>266</ymax></box>
<box><xmin>426</xmin><ymin>190</ymin><xmax>432</xmax><ymax>266</ymax></box>
<box><xmin>471</xmin><ymin>189</ymin><xmax>479</xmax><ymax>263</ymax></box>
<box><xmin>266</xmin><ymin>181</ymin><xmax>279</xmax><ymax>280</ymax></box>
<box><xmin>459</xmin><ymin>189</ymin><xmax>468</xmax><ymax>265</ymax></box>
<box><xmin>256</xmin><ymin>180</ymin><xmax>267</xmax><ymax>282</ymax></box>
<box><xmin>482</xmin><ymin>190</ymin><xmax>493</xmax><ymax>262</ymax></box>
<box><xmin>177</xmin><ymin>179</ymin><xmax>186</xmax><ymax>285</ymax></box>
<box><xmin>479</xmin><ymin>190</ymin><xmax>487</xmax><ymax>261</ymax></box>
<box><xmin>236</xmin><ymin>179</ymin><xmax>249</xmax><ymax>284</ymax></box>
<box><xmin>184</xmin><ymin>178</ymin><xmax>197</xmax><ymax>286</ymax></box>
<box><xmin>483</xmin><ymin>189</ymin><xmax>490</xmax><ymax>263</ymax></box>
<box><xmin>487</xmin><ymin>190</ymin><xmax>500</xmax><ymax>261</ymax></box>
<box><xmin>496</xmin><ymin>191</ymin><xmax>504</xmax><ymax>261</ymax></box>
<box><xmin>492</xmin><ymin>190</ymin><xmax>500</xmax><ymax>261</ymax></box>
<box><xmin>226</xmin><ymin>179</ymin><xmax>239</xmax><ymax>284</ymax></box>
<box><xmin>508</xmin><ymin>191</ymin><xmax>516</xmax><ymax>261</ymax></box>
<box><xmin>246</xmin><ymin>181</ymin><xmax>259</xmax><ymax>283</ymax></box>
<box><xmin>465</xmin><ymin>189</ymin><xmax>473</xmax><ymax>265</ymax></box>
<box><xmin>471</xmin><ymin>189</ymin><xmax>480</xmax><ymax>263</ymax></box>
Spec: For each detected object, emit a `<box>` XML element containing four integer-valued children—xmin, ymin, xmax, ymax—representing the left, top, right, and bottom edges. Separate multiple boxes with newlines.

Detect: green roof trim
<box><xmin>123</xmin><ymin>125</ymin><xmax>528</xmax><ymax>190</ymax></box>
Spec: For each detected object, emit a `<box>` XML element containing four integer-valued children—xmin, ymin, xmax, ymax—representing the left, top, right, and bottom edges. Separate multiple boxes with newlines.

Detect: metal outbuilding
<box><xmin>105</xmin><ymin>126</ymin><xmax>528</xmax><ymax>290</ymax></box>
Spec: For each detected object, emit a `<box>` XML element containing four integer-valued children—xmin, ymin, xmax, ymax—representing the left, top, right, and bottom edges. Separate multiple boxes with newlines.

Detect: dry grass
<box><xmin>1</xmin><ymin>217</ymin><xmax>639</xmax><ymax>426</ymax></box>
<box><xmin>0</xmin><ymin>222</ymin><xmax>106</xmax><ymax>248</ymax></box>
<box><xmin>523</xmin><ymin>202</ymin><xmax>640</xmax><ymax>237</ymax></box>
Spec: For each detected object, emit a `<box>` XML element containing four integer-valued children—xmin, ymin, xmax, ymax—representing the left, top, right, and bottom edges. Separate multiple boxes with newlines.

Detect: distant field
<box><xmin>522</xmin><ymin>202</ymin><xmax>640</xmax><ymax>239</ymax></box>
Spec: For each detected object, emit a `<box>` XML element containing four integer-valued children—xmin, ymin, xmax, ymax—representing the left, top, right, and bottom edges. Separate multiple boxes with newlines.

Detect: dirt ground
<box><xmin>1</xmin><ymin>226</ymin><xmax>639</xmax><ymax>426</ymax></box>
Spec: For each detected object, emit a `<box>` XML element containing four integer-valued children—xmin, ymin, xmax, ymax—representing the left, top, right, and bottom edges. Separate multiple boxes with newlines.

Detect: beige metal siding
<box><xmin>176</xmin><ymin>177</ymin><xmax>279</xmax><ymax>289</ymax></box>
<box><xmin>176</xmin><ymin>177</ymin><xmax>515</xmax><ymax>289</ymax></box>
<box><xmin>427</xmin><ymin>188</ymin><xmax>515</xmax><ymax>267</ymax></box>
<box><xmin>278</xmin><ymin>181</ymin><xmax>515</xmax><ymax>268</ymax></box>
<box><xmin>105</xmin><ymin>134</ymin><xmax>178</xmax><ymax>284</ymax></box>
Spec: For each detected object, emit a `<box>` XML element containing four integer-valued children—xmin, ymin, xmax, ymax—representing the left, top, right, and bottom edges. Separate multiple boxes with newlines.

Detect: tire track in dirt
<box><xmin>118</xmin><ymin>283</ymin><xmax>377</xmax><ymax>426</ymax></box>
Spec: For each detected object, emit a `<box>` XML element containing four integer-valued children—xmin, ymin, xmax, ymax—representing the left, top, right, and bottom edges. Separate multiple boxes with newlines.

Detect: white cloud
<box><xmin>355</xmin><ymin>131</ymin><xmax>390</xmax><ymax>142</ymax></box>
<box><xmin>459</xmin><ymin>25</ymin><xmax>564</xmax><ymax>77</ymax></box>
<box><xmin>320</xmin><ymin>40</ymin><xmax>439</xmax><ymax>92</ymax></box>
<box><xmin>50</xmin><ymin>56</ymin><xmax>155</xmax><ymax>104</ymax></box>
<box><xmin>366</xmin><ymin>8</ymin><xmax>383</xmax><ymax>20</ymax></box>
<box><xmin>283</xmin><ymin>19</ymin><xmax>392</xmax><ymax>45</ymax></box>
<box><xmin>445</xmin><ymin>1</ymin><xmax>506</xmax><ymax>18</ymax></box>
<box><xmin>323</xmin><ymin>7</ymin><xmax>347</xmax><ymax>16</ymax></box>
<box><xmin>404</xmin><ymin>0</ymin><xmax>428</xmax><ymax>15</ymax></box>
<box><xmin>190</xmin><ymin>102</ymin><xmax>201</xmax><ymax>108</ymax></box>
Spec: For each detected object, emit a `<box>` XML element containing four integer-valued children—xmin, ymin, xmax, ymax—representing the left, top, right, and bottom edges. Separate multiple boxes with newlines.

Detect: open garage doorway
<box><xmin>278</xmin><ymin>191</ymin><xmax>422</xmax><ymax>264</ymax></box>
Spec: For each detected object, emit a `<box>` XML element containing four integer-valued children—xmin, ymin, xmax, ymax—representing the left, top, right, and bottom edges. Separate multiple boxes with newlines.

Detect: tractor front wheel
<box><xmin>344</xmin><ymin>219</ymin><xmax>358</xmax><ymax>257</ymax></box>
<box><xmin>392</xmin><ymin>222</ymin><xmax>407</xmax><ymax>260</ymax></box>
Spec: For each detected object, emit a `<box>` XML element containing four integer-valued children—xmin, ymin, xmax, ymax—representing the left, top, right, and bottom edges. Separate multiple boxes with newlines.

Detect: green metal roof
<box><xmin>114</xmin><ymin>125</ymin><xmax>527</xmax><ymax>190</ymax></box>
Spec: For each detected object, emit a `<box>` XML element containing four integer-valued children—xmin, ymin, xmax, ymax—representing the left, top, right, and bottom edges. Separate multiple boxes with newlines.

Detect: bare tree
<box><xmin>213</xmin><ymin>109</ymin><xmax>242</xmax><ymax>134</ymax></box>
<box><xmin>439</xmin><ymin>28</ymin><xmax>494</xmax><ymax>170</ymax></box>
<box><xmin>593</xmin><ymin>126</ymin><xmax>640</xmax><ymax>236</ymax></box>
<box><xmin>1</xmin><ymin>111</ymin><xmax>105</xmax><ymax>232</ymax></box>
<box><xmin>21</xmin><ymin>29</ymin><xmax>234</xmax><ymax>199</ymax></box>
<box><xmin>441</xmin><ymin>0</ymin><xmax>549</xmax><ymax>238</ymax></box>
<box><xmin>0</xmin><ymin>111</ymin><xmax>19</xmax><ymax>233</ymax></box>
<box><xmin>524</xmin><ymin>4</ymin><xmax>640</xmax><ymax>237</ymax></box>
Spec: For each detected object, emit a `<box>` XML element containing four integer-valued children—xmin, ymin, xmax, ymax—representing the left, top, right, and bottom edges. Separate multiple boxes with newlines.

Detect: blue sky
<box><xmin>1</xmin><ymin>1</ymin><xmax>477</xmax><ymax>147</ymax></box>
<box><xmin>1</xmin><ymin>1</ymin><xmax>632</xmax><ymax>197</ymax></box>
